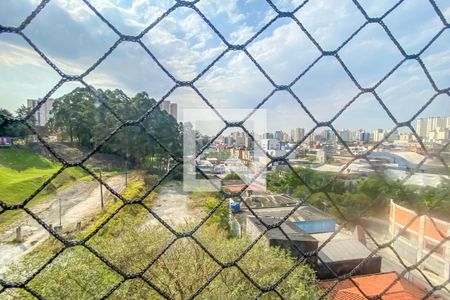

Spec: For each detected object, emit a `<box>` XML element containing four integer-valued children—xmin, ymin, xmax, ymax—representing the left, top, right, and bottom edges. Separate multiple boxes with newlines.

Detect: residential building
<box><xmin>316</xmin><ymin>149</ymin><xmax>326</xmax><ymax>164</ymax></box>
<box><xmin>230</xmin><ymin>194</ymin><xmax>380</xmax><ymax>280</ymax></box>
<box><xmin>27</xmin><ymin>98</ymin><xmax>55</xmax><ymax>127</ymax></box>
<box><xmin>161</xmin><ymin>101</ymin><xmax>170</xmax><ymax>113</ymax></box>
<box><xmin>415</xmin><ymin>116</ymin><xmax>450</xmax><ymax>141</ymax></box>
<box><xmin>261</xmin><ymin>138</ymin><xmax>281</xmax><ymax>150</ymax></box>
<box><xmin>336</xmin><ymin>129</ymin><xmax>351</xmax><ymax>143</ymax></box>
<box><xmin>291</xmin><ymin>127</ymin><xmax>305</xmax><ymax>143</ymax></box>
<box><xmin>169</xmin><ymin>103</ymin><xmax>177</xmax><ymax>120</ymax></box>
<box><xmin>386</xmin><ymin>129</ymin><xmax>400</xmax><ymax>142</ymax></box>
<box><xmin>320</xmin><ymin>272</ymin><xmax>432</xmax><ymax>299</ymax></box>
<box><xmin>399</xmin><ymin>132</ymin><xmax>414</xmax><ymax>142</ymax></box>
<box><xmin>274</xmin><ymin>130</ymin><xmax>283</xmax><ymax>141</ymax></box>
<box><xmin>372</xmin><ymin>129</ymin><xmax>385</xmax><ymax>143</ymax></box>
<box><xmin>160</xmin><ymin>101</ymin><xmax>177</xmax><ymax>120</ymax></box>
<box><xmin>245</xmin><ymin>216</ymin><xmax>318</xmax><ymax>262</ymax></box>
<box><xmin>243</xmin><ymin>132</ymin><xmax>253</xmax><ymax>149</ymax></box>
<box><xmin>316</xmin><ymin>238</ymin><xmax>381</xmax><ymax>279</ymax></box>
<box><xmin>263</xmin><ymin>132</ymin><xmax>274</xmax><ymax>139</ymax></box>
<box><xmin>358</xmin><ymin>130</ymin><xmax>370</xmax><ymax>143</ymax></box>
<box><xmin>320</xmin><ymin>129</ymin><xmax>334</xmax><ymax>143</ymax></box>
<box><xmin>389</xmin><ymin>201</ymin><xmax>450</xmax><ymax>282</ymax></box>
<box><xmin>415</xmin><ymin>118</ymin><xmax>427</xmax><ymax>138</ymax></box>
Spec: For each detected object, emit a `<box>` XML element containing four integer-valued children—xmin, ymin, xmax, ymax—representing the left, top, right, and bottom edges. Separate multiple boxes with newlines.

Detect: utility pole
<box><xmin>99</xmin><ymin>168</ymin><xmax>104</xmax><ymax>210</ymax></box>
<box><xmin>125</xmin><ymin>159</ymin><xmax>128</xmax><ymax>188</ymax></box>
<box><xmin>125</xmin><ymin>148</ymin><xmax>128</xmax><ymax>188</ymax></box>
<box><xmin>59</xmin><ymin>197</ymin><xmax>62</xmax><ymax>228</ymax></box>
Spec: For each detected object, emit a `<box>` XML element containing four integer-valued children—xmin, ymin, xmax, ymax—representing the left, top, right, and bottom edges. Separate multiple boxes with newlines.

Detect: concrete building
<box><xmin>415</xmin><ymin>116</ymin><xmax>450</xmax><ymax>141</ymax></box>
<box><xmin>358</xmin><ymin>130</ymin><xmax>370</xmax><ymax>143</ymax></box>
<box><xmin>246</xmin><ymin>216</ymin><xmax>318</xmax><ymax>262</ymax></box>
<box><xmin>291</xmin><ymin>128</ymin><xmax>305</xmax><ymax>143</ymax></box>
<box><xmin>231</xmin><ymin>193</ymin><xmax>380</xmax><ymax>280</ymax></box>
<box><xmin>319</xmin><ymin>129</ymin><xmax>334</xmax><ymax>143</ymax></box>
<box><xmin>261</xmin><ymin>138</ymin><xmax>281</xmax><ymax>151</ymax></box>
<box><xmin>415</xmin><ymin>118</ymin><xmax>427</xmax><ymax>138</ymax></box>
<box><xmin>27</xmin><ymin>98</ymin><xmax>55</xmax><ymax>127</ymax></box>
<box><xmin>372</xmin><ymin>129</ymin><xmax>385</xmax><ymax>143</ymax></box>
<box><xmin>169</xmin><ymin>103</ymin><xmax>177</xmax><ymax>120</ymax></box>
<box><xmin>161</xmin><ymin>101</ymin><xmax>171</xmax><ymax>113</ymax></box>
<box><xmin>316</xmin><ymin>238</ymin><xmax>382</xmax><ymax>279</ymax></box>
<box><xmin>336</xmin><ymin>129</ymin><xmax>351</xmax><ymax>143</ymax></box>
<box><xmin>237</xmin><ymin>198</ymin><xmax>336</xmax><ymax>234</ymax></box>
<box><xmin>389</xmin><ymin>201</ymin><xmax>450</xmax><ymax>282</ymax></box>
<box><xmin>263</xmin><ymin>132</ymin><xmax>274</xmax><ymax>139</ymax></box>
<box><xmin>316</xmin><ymin>149</ymin><xmax>327</xmax><ymax>164</ymax></box>
<box><xmin>399</xmin><ymin>132</ymin><xmax>414</xmax><ymax>142</ymax></box>
<box><xmin>161</xmin><ymin>101</ymin><xmax>177</xmax><ymax>120</ymax></box>
<box><xmin>274</xmin><ymin>130</ymin><xmax>283</xmax><ymax>141</ymax></box>
<box><xmin>243</xmin><ymin>132</ymin><xmax>253</xmax><ymax>149</ymax></box>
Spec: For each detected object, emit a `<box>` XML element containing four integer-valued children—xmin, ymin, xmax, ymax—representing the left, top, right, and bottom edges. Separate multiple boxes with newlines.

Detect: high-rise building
<box><xmin>161</xmin><ymin>101</ymin><xmax>171</xmax><ymax>113</ymax></box>
<box><xmin>263</xmin><ymin>132</ymin><xmax>274</xmax><ymax>139</ymax></box>
<box><xmin>336</xmin><ymin>129</ymin><xmax>351</xmax><ymax>143</ymax></box>
<box><xmin>358</xmin><ymin>130</ymin><xmax>370</xmax><ymax>142</ymax></box>
<box><xmin>415</xmin><ymin>118</ymin><xmax>427</xmax><ymax>138</ymax></box>
<box><xmin>274</xmin><ymin>130</ymin><xmax>283</xmax><ymax>141</ymax></box>
<box><xmin>386</xmin><ymin>130</ymin><xmax>399</xmax><ymax>142</ymax></box>
<box><xmin>320</xmin><ymin>129</ymin><xmax>334</xmax><ymax>143</ymax></box>
<box><xmin>415</xmin><ymin>116</ymin><xmax>450</xmax><ymax>141</ymax></box>
<box><xmin>244</xmin><ymin>132</ymin><xmax>253</xmax><ymax>149</ymax></box>
<box><xmin>160</xmin><ymin>101</ymin><xmax>177</xmax><ymax>120</ymax></box>
<box><xmin>372</xmin><ymin>129</ymin><xmax>385</xmax><ymax>143</ymax></box>
<box><xmin>169</xmin><ymin>103</ymin><xmax>177</xmax><ymax>120</ymax></box>
<box><xmin>27</xmin><ymin>98</ymin><xmax>55</xmax><ymax>127</ymax></box>
<box><xmin>290</xmin><ymin>128</ymin><xmax>305</xmax><ymax>143</ymax></box>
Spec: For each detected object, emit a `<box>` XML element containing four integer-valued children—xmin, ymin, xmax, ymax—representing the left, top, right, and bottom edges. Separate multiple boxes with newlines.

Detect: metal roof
<box><xmin>318</xmin><ymin>239</ymin><xmax>373</xmax><ymax>263</ymax></box>
<box><xmin>247</xmin><ymin>216</ymin><xmax>318</xmax><ymax>242</ymax></box>
<box><xmin>242</xmin><ymin>204</ymin><xmax>334</xmax><ymax>222</ymax></box>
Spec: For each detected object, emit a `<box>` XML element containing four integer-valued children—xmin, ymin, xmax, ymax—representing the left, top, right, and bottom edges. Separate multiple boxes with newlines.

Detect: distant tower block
<box><xmin>170</xmin><ymin>103</ymin><xmax>178</xmax><ymax>121</ymax></box>
<box><xmin>161</xmin><ymin>101</ymin><xmax>177</xmax><ymax>121</ymax></box>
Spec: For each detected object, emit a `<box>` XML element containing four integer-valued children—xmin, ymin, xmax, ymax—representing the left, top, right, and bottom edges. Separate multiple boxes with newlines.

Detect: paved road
<box><xmin>0</xmin><ymin>175</ymin><xmax>126</xmax><ymax>272</ymax></box>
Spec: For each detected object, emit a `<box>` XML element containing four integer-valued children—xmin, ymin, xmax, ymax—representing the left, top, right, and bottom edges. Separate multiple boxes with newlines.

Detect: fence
<box><xmin>0</xmin><ymin>0</ymin><xmax>449</xmax><ymax>299</ymax></box>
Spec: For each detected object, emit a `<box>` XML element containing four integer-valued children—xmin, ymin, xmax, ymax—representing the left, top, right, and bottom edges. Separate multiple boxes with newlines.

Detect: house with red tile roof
<box><xmin>319</xmin><ymin>272</ymin><xmax>433</xmax><ymax>300</ymax></box>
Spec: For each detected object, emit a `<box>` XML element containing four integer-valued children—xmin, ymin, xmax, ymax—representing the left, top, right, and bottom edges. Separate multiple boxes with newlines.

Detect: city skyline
<box><xmin>1</xmin><ymin>0</ymin><xmax>449</xmax><ymax>132</ymax></box>
<box><xmin>212</xmin><ymin>114</ymin><xmax>450</xmax><ymax>141</ymax></box>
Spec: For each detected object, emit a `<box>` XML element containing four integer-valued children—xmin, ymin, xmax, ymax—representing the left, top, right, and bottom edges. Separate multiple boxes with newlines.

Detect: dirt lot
<box><xmin>0</xmin><ymin>175</ymin><xmax>126</xmax><ymax>271</ymax></box>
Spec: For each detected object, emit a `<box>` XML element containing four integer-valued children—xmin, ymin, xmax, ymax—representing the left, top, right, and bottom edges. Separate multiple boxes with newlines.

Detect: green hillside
<box><xmin>0</xmin><ymin>147</ymin><xmax>86</xmax><ymax>205</ymax></box>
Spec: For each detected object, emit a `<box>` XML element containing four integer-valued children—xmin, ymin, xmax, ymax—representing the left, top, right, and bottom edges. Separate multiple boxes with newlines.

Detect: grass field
<box><xmin>0</xmin><ymin>147</ymin><xmax>88</xmax><ymax>206</ymax></box>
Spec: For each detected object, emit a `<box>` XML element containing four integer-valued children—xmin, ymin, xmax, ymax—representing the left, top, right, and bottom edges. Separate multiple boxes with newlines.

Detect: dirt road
<box><xmin>0</xmin><ymin>175</ymin><xmax>126</xmax><ymax>272</ymax></box>
<box><xmin>149</xmin><ymin>183</ymin><xmax>203</xmax><ymax>228</ymax></box>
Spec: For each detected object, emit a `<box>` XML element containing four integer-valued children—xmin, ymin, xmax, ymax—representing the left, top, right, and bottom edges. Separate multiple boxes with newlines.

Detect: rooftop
<box><xmin>318</xmin><ymin>239</ymin><xmax>373</xmax><ymax>263</ymax></box>
<box><xmin>242</xmin><ymin>204</ymin><xmax>334</xmax><ymax>222</ymax></box>
<box><xmin>319</xmin><ymin>272</ymin><xmax>431</xmax><ymax>300</ymax></box>
<box><xmin>248</xmin><ymin>216</ymin><xmax>318</xmax><ymax>242</ymax></box>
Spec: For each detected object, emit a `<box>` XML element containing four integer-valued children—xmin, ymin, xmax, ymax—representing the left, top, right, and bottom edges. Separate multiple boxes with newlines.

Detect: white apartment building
<box><xmin>161</xmin><ymin>101</ymin><xmax>177</xmax><ymax>120</ymax></box>
<box><xmin>416</xmin><ymin>116</ymin><xmax>450</xmax><ymax>142</ymax></box>
<box><xmin>261</xmin><ymin>138</ymin><xmax>281</xmax><ymax>151</ymax></box>
<box><xmin>291</xmin><ymin>128</ymin><xmax>305</xmax><ymax>143</ymax></box>
<box><xmin>27</xmin><ymin>98</ymin><xmax>55</xmax><ymax>127</ymax></box>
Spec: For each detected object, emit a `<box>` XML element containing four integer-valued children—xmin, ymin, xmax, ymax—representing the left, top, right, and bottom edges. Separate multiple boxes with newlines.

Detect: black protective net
<box><xmin>0</xmin><ymin>0</ymin><xmax>449</xmax><ymax>299</ymax></box>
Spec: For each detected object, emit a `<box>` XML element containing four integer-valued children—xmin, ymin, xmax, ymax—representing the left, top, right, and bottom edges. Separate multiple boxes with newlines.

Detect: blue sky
<box><xmin>0</xmin><ymin>0</ymin><xmax>449</xmax><ymax>133</ymax></box>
